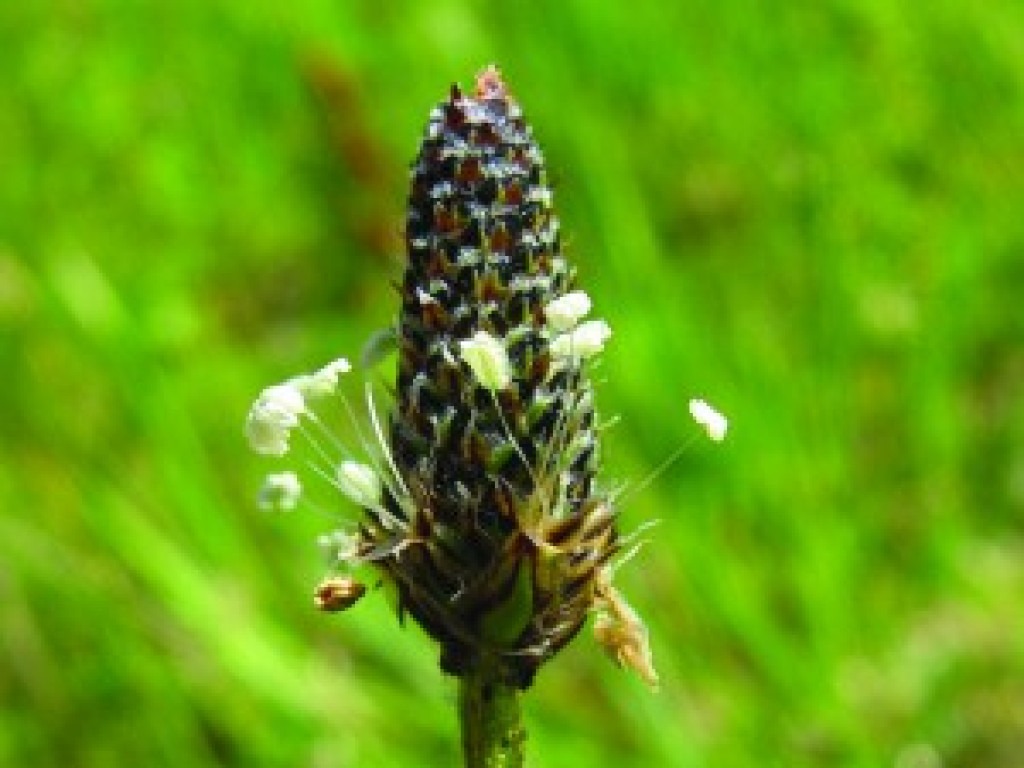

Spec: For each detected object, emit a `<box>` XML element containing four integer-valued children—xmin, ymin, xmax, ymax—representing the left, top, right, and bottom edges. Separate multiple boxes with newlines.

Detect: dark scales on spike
<box><xmin>368</xmin><ymin>65</ymin><xmax>618</xmax><ymax>689</ymax></box>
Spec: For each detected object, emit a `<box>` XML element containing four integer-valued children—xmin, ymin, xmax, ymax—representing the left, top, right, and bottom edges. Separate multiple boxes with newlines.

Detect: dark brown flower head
<box><xmin>246</xmin><ymin>65</ymin><xmax>655</xmax><ymax>691</ymax></box>
<box><xmin>351</xmin><ymin>65</ymin><xmax>649</xmax><ymax>688</ymax></box>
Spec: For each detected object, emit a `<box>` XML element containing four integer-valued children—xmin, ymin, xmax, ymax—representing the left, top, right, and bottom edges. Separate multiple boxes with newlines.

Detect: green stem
<box><xmin>458</xmin><ymin>666</ymin><xmax>524</xmax><ymax>768</ymax></box>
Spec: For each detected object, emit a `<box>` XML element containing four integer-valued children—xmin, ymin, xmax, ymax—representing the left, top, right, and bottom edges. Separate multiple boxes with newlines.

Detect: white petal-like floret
<box><xmin>458</xmin><ymin>330</ymin><xmax>512</xmax><ymax>391</ymax></box>
<box><xmin>337</xmin><ymin>460</ymin><xmax>382</xmax><ymax>508</ymax></box>
<box><xmin>550</xmin><ymin>319</ymin><xmax>612</xmax><ymax>360</ymax></box>
<box><xmin>297</xmin><ymin>357</ymin><xmax>352</xmax><ymax>398</ymax></box>
<box><xmin>245</xmin><ymin>412</ymin><xmax>290</xmax><ymax>456</ymax></box>
<box><xmin>258</xmin><ymin>471</ymin><xmax>302</xmax><ymax>511</ymax></box>
<box><xmin>688</xmin><ymin>398</ymin><xmax>728</xmax><ymax>442</ymax></box>
<box><xmin>264</xmin><ymin>381</ymin><xmax>306</xmax><ymax>415</ymax></box>
<box><xmin>245</xmin><ymin>382</ymin><xmax>306</xmax><ymax>455</ymax></box>
<box><xmin>544</xmin><ymin>291</ymin><xmax>591</xmax><ymax>332</ymax></box>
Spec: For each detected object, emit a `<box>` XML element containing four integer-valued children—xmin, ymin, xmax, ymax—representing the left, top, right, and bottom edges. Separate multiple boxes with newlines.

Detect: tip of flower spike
<box><xmin>474</xmin><ymin>64</ymin><xmax>509</xmax><ymax>101</ymax></box>
<box><xmin>688</xmin><ymin>398</ymin><xmax>728</xmax><ymax>442</ymax></box>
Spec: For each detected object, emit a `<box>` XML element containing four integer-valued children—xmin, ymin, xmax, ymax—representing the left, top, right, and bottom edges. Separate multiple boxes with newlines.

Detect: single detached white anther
<box><xmin>688</xmin><ymin>398</ymin><xmax>728</xmax><ymax>442</ymax></box>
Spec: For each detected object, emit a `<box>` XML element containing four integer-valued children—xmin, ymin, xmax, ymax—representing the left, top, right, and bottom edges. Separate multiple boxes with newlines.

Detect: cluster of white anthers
<box><xmin>456</xmin><ymin>290</ymin><xmax>728</xmax><ymax>444</ymax></box>
<box><xmin>458</xmin><ymin>290</ymin><xmax>612</xmax><ymax>394</ymax></box>
<box><xmin>245</xmin><ymin>358</ymin><xmax>353</xmax><ymax>457</ymax></box>
<box><xmin>245</xmin><ymin>290</ymin><xmax>726</xmax><ymax>528</ymax></box>
<box><xmin>545</xmin><ymin>291</ymin><xmax>612</xmax><ymax>361</ymax></box>
<box><xmin>245</xmin><ymin>357</ymin><xmax>393</xmax><ymax>529</ymax></box>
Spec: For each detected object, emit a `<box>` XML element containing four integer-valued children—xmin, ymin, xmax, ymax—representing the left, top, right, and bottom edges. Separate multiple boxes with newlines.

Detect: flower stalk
<box><xmin>459</xmin><ymin>664</ymin><xmax>524</xmax><ymax>768</ymax></box>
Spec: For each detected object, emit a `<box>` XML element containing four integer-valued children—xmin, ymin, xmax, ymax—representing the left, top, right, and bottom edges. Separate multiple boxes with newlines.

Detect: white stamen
<box><xmin>297</xmin><ymin>358</ymin><xmax>352</xmax><ymax>399</ymax></box>
<box><xmin>264</xmin><ymin>382</ymin><xmax>306</xmax><ymax>415</ymax></box>
<box><xmin>550</xmin><ymin>319</ymin><xmax>611</xmax><ymax>360</ymax></box>
<box><xmin>458</xmin><ymin>330</ymin><xmax>512</xmax><ymax>391</ymax></box>
<box><xmin>245</xmin><ymin>382</ymin><xmax>306</xmax><ymax>455</ymax></box>
<box><xmin>258</xmin><ymin>471</ymin><xmax>302</xmax><ymax>511</ymax></box>
<box><xmin>317</xmin><ymin>529</ymin><xmax>362</xmax><ymax>564</ymax></box>
<box><xmin>365</xmin><ymin>382</ymin><xmax>411</xmax><ymax>504</ymax></box>
<box><xmin>336</xmin><ymin>460</ymin><xmax>382</xmax><ymax>509</ymax></box>
<box><xmin>544</xmin><ymin>291</ymin><xmax>591</xmax><ymax>332</ymax></box>
<box><xmin>688</xmin><ymin>398</ymin><xmax>728</xmax><ymax>442</ymax></box>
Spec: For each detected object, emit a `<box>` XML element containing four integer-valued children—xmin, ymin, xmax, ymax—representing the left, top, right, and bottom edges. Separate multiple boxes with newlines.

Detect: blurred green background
<box><xmin>3</xmin><ymin>1</ymin><xmax>1024</xmax><ymax>766</ymax></box>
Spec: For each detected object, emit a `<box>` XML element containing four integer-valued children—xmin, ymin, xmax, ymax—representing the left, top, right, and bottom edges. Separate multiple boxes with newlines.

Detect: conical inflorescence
<box><xmin>246</xmin><ymin>66</ymin><xmax>656</xmax><ymax>691</ymax></box>
<box><xmin>367</xmin><ymin>66</ymin><xmax>645</xmax><ymax>688</ymax></box>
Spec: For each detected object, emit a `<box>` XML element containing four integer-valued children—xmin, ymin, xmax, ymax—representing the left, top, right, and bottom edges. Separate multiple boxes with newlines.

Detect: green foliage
<box><xmin>2</xmin><ymin>1</ymin><xmax>1023</xmax><ymax>766</ymax></box>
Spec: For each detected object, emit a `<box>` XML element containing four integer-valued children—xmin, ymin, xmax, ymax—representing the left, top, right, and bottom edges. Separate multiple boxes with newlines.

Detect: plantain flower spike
<box><xmin>245</xmin><ymin>66</ymin><xmax>656</xmax><ymax>694</ymax></box>
<box><xmin>353</xmin><ymin>65</ymin><xmax>652</xmax><ymax>689</ymax></box>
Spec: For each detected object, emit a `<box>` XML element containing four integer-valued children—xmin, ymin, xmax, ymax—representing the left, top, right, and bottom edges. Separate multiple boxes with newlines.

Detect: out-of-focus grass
<box><xmin>2</xmin><ymin>1</ymin><xmax>1023</xmax><ymax>766</ymax></box>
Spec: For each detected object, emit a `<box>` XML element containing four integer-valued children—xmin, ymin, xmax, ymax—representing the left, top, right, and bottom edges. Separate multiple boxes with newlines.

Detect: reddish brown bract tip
<box><xmin>474</xmin><ymin>64</ymin><xmax>509</xmax><ymax>101</ymax></box>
